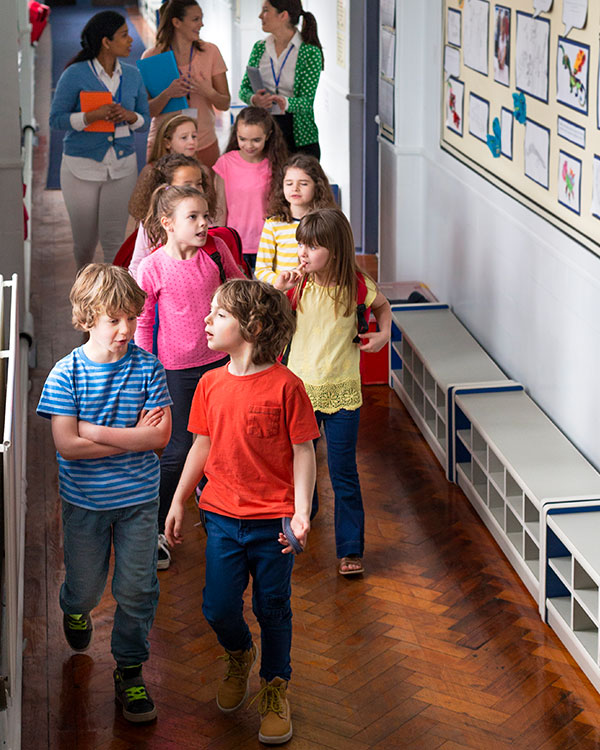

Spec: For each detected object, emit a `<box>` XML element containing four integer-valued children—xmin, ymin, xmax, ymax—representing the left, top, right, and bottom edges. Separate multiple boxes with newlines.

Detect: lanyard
<box><xmin>89</xmin><ymin>60</ymin><xmax>122</xmax><ymax>103</ymax></box>
<box><xmin>171</xmin><ymin>45</ymin><xmax>195</xmax><ymax>101</ymax></box>
<box><xmin>269</xmin><ymin>44</ymin><xmax>294</xmax><ymax>94</ymax></box>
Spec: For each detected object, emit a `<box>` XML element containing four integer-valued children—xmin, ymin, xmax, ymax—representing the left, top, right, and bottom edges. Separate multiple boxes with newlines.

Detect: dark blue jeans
<box><xmin>312</xmin><ymin>408</ymin><xmax>364</xmax><ymax>559</ymax></box>
<box><xmin>202</xmin><ymin>511</ymin><xmax>294</xmax><ymax>681</ymax></box>
<box><xmin>60</xmin><ymin>499</ymin><xmax>159</xmax><ymax>666</ymax></box>
<box><xmin>159</xmin><ymin>358</ymin><xmax>228</xmax><ymax>531</ymax></box>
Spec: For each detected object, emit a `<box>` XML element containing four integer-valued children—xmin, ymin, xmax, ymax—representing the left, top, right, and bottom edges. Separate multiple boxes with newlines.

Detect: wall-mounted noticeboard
<box><xmin>441</xmin><ymin>0</ymin><xmax>600</xmax><ymax>255</ymax></box>
<box><xmin>379</xmin><ymin>0</ymin><xmax>396</xmax><ymax>142</ymax></box>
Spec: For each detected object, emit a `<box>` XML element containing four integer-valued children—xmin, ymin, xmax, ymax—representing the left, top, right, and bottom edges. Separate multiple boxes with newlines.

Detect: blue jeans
<box><xmin>159</xmin><ymin>358</ymin><xmax>228</xmax><ymax>531</ymax></box>
<box><xmin>313</xmin><ymin>408</ymin><xmax>364</xmax><ymax>559</ymax></box>
<box><xmin>60</xmin><ymin>499</ymin><xmax>159</xmax><ymax>667</ymax></box>
<box><xmin>202</xmin><ymin>511</ymin><xmax>294</xmax><ymax>681</ymax></box>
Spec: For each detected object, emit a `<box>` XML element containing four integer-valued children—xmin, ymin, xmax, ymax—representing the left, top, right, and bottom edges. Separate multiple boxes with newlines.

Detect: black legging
<box><xmin>274</xmin><ymin>113</ymin><xmax>321</xmax><ymax>160</ymax></box>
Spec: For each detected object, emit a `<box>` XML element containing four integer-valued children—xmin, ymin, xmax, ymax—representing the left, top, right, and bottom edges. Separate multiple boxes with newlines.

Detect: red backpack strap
<box><xmin>208</xmin><ymin>226</ymin><xmax>251</xmax><ymax>278</ymax></box>
<box><xmin>353</xmin><ymin>271</ymin><xmax>371</xmax><ymax>343</ymax></box>
<box><xmin>202</xmin><ymin>235</ymin><xmax>227</xmax><ymax>284</ymax></box>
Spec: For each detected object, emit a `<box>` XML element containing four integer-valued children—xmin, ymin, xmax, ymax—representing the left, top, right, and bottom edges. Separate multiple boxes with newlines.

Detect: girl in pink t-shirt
<box><xmin>213</xmin><ymin>107</ymin><xmax>288</xmax><ymax>271</ymax></box>
<box><xmin>134</xmin><ymin>184</ymin><xmax>241</xmax><ymax>568</ymax></box>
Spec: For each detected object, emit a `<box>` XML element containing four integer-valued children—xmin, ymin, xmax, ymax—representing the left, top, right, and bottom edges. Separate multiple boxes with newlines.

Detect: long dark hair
<box><xmin>156</xmin><ymin>0</ymin><xmax>203</xmax><ymax>53</ymax></box>
<box><xmin>66</xmin><ymin>11</ymin><xmax>125</xmax><ymax>68</ymax></box>
<box><xmin>270</xmin><ymin>0</ymin><xmax>323</xmax><ymax>68</ymax></box>
<box><xmin>268</xmin><ymin>154</ymin><xmax>335</xmax><ymax>222</ymax></box>
<box><xmin>225</xmin><ymin>107</ymin><xmax>288</xmax><ymax>200</ymax></box>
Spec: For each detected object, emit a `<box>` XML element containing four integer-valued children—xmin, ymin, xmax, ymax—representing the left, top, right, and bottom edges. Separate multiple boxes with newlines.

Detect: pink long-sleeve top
<box><xmin>134</xmin><ymin>239</ymin><xmax>242</xmax><ymax>370</ymax></box>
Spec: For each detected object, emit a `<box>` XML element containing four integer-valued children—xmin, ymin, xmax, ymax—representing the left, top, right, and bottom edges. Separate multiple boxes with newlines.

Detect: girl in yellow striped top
<box><xmin>254</xmin><ymin>154</ymin><xmax>336</xmax><ymax>284</ymax></box>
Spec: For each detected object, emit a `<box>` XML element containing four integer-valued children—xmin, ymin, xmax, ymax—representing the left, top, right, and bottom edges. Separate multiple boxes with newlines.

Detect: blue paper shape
<box><xmin>487</xmin><ymin>117</ymin><xmax>501</xmax><ymax>158</ymax></box>
<box><xmin>513</xmin><ymin>91</ymin><xmax>526</xmax><ymax>124</ymax></box>
<box><xmin>137</xmin><ymin>51</ymin><xmax>188</xmax><ymax>114</ymax></box>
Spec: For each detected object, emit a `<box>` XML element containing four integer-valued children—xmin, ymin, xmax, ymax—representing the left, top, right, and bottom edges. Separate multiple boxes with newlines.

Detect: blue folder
<box><xmin>137</xmin><ymin>50</ymin><xmax>188</xmax><ymax>114</ymax></box>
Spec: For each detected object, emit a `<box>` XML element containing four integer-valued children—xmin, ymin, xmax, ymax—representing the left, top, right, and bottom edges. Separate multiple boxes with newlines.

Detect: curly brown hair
<box><xmin>215</xmin><ymin>279</ymin><xmax>296</xmax><ymax>365</ymax></box>
<box><xmin>268</xmin><ymin>154</ymin><xmax>336</xmax><ymax>222</ymax></box>
<box><xmin>70</xmin><ymin>263</ymin><xmax>146</xmax><ymax>330</ymax></box>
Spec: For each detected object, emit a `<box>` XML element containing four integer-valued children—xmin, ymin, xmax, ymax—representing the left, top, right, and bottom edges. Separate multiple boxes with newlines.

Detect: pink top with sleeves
<box><xmin>213</xmin><ymin>151</ymin><xmax>271</xmax><ymax>255</ymax></box>
<box><xmin>134</xmin><ymin>238</ymin><xmax>242</xmax><ymax>370</ymax></box>
<box><xmin>146</xmin><ymin>42</ymin><xmax>228</xmax><ymax>155</ymax></box>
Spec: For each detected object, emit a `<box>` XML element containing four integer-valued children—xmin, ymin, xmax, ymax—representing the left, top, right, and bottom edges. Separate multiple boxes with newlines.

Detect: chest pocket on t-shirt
<box><xmin>246</xmin><ymin>405</ymin><xmax>281</xmax><ymax>438</ymax></box>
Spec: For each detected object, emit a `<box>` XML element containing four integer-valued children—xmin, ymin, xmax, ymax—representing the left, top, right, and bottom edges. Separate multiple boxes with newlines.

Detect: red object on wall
<box><xmin>29</xmin><ymin>1</ymin><xmax>50</xmax><ymax>44</ymax></box>
<box><xmin>359</xmin><ymin>319</ymin><xmax>389</xmax><ymax>386</ymax></box>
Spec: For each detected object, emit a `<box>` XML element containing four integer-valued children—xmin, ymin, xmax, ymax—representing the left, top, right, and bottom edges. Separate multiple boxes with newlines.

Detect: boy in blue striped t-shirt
<box><xmin>37</xmin><ymin>264</ymin><xmax>172</xmax><ymax>724</ymax></box>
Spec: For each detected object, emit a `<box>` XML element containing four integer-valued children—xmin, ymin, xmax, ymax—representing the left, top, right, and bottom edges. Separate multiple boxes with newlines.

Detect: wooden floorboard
<box><xmin>21</xmin><ymin>13</ymin><xmax>600</xmax><ymax>750</ymax></box>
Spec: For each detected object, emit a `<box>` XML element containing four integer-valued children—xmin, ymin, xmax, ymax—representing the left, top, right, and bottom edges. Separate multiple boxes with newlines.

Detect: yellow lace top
<box><xmin>287</xmin><ymin>277</ymin><xmax>377</xmax><ymax>413</ymax></box>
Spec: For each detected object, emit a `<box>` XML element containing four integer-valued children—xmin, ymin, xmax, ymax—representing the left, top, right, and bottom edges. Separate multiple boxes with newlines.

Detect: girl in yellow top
<box><xmin>275</xmin><ymin>208</ymin><xmax>391</xmax><ymax>575</ymax></box>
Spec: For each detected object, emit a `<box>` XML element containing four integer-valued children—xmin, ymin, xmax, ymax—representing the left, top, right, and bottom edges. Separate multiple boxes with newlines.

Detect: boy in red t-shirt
<box><xmin>165</xmin><ymin>279</ymin><xmax>319</xmax><ymax>745</ymax></box>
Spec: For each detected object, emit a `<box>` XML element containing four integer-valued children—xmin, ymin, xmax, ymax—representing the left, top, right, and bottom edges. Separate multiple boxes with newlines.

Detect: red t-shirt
<box><xmin>188</xmin><ymin>362</ymin><xmax>320</xmax><ymax>519</ymax></box>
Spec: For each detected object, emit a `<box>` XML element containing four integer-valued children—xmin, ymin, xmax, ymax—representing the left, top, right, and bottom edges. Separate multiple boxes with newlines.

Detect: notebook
<box><xmin>80</xmin><ymin>91</ymin><xmax>114</xmax><ymax>132</ymax></box>
<box><xmin>137</xmin><ymin>51</ymin><xmax>188</xmax><ymax>114</ymax></box>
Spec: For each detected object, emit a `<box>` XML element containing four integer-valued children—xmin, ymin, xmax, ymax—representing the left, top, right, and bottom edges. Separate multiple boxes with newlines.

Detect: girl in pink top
<box><xmin>135</xmin><ymin>185</ymin><xmax>241</xmax><ymax>567</ymax></box>
<box><xmin>213</xmin><ymin>107</ymin><xmax>288</xmax><ymax>271</ymax></box>
<box><xmin>142</xmin><ymin>0</ymin><xmax>230</xmax><ymax>166</ymax></box>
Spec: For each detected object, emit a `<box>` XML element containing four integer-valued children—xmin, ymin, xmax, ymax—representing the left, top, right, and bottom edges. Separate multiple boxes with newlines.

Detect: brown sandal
<box><xmin>338</xmin><ymin>556</ymin><xmax>364</xmax><ymax>576</ymax></box>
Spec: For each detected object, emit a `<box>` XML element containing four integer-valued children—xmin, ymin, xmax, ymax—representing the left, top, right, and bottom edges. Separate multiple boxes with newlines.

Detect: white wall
<box><xmin>380</xmin><ymin>0</ymin><xmax>600</xmax><ymax>467</ymax></box>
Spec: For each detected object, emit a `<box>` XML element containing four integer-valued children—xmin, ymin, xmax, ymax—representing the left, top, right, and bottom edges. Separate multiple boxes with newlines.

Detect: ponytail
<box><xmin>65</xmin><ymin>10</ymin><xmax>125</xmax><ymax>68</ymax></box>
<box><xmin>143</xmin><ymin>184</ymin><xmax>207</xmax><ymax>248</ymax></box>
<box><xmin>269</xmin><ymin>1</ymin><xmax>324</xmax><ymax>69</ymax></box>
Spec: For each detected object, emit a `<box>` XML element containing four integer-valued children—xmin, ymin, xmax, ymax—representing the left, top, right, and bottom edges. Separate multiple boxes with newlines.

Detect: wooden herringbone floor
<box><xmin>22</xmin><ymin>16</ymin><xmax>600</xmax><ymax>749</ymax></box>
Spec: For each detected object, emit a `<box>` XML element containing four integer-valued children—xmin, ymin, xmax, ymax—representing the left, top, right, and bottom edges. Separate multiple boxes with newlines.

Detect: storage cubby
<box><xmin>389</xmin><ymin>305</ymin><xmax>509</xmax><ymax>477</ymax></box>
<box><xmin>453</xmin><ymin>389</ymin><xmax>600</xmax><ymax>609</ymax></box>
<box><xmin>544</xmin><ymin>508</ymin><xmax>600</xmax><ymax>692</ymax></box>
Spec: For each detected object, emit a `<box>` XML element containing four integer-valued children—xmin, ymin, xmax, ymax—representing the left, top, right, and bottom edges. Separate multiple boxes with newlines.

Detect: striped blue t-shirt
<box><xmin>37</xmin><ymin>343</ymin><xmax>172</xmax><ymax>510</ymax></box>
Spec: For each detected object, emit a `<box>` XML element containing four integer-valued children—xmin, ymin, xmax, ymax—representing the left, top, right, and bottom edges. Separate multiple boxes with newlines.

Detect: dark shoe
<box><xmin>63</xmin><ymin>612</ymin><xmax>93</xmax><ymax>652</ymax></box>
<box><xmin>114</xmin><ymin>665</ymin><xmax>157</xmax><ymax>723</ymax></box>
<box><xmin>157</xmin><ymin>533</ymin><xmax>171</xmax><ymax>570</ymax></box>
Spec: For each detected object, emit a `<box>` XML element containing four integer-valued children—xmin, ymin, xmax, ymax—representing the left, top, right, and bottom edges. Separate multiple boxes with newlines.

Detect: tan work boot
<box><xmin>254</xmin><ymin>677</ymin><xmax>292</xmax><ymax>745</ymax></box>
<box><xmin>216</xmin><ymin>642</ymin><xmax>258</xmax><ymax>713</ymax></box>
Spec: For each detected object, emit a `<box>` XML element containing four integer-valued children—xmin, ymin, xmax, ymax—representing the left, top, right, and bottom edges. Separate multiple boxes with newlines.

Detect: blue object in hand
<box><xmin>281</xmin><ymin>517</ymin><xmax>303</xmax><ymax>554</ymax></box>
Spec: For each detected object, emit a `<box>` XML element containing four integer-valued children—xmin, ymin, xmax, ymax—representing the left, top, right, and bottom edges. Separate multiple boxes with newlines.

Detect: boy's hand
<box><xmin>358</xmin><ymin>330</ymin><xmax>390</xmax><ymax>353</ymax></box>
<box><xmin>165</xmin><ymin>502</ymin><xmax>185</xmax><ymax>547</ymax></box>
<box><xmin>278</xmin><ymin>513</ymin><xmax>310</xmax><ymax>554</ymax></box>
<box><xmin>136</xmin><ymin>406</ymin><xmax>164</xmax><ymax>428</ymax></box>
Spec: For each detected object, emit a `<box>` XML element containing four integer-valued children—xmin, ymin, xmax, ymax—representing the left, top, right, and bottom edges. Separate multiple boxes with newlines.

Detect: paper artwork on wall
<box><xmin>463</xmin><ymin>0</ymin><xmax>489</xmax><ymax>76</ymax></box>
<box><xmin>446</xmin><ymin>78</ymin><xmax>465</xmax><ymax>135</ymax></box>
<box><xmin>493</xmin><ymin>6</ymin><xmax>511</xmax><ymax>86</ymax></box>
<box><xmin>558</xmin><ymin>150</ymin><xmax>582</xmax><ymax>214</ymax></box>
<box><xmin>557</xmin><ymin>116</ymin><xmax>586</xmax><ymax>148</ymax></box>
<box><xmin>447</xmin><ymin>8</ymin><xmax>462</xmax><ymax>46</ymax></box>
<box><xmin>591</xmin><ymin>156</ymin><xmax>600</xmax><ymax>219</ymax></box>
<box><xmin>445</xmin><ymin>45</ymin><xmax>461</xmax><ymax>79</ymax></box>
<box><xmin>516</xmin><ymin>12</ymin><xmax>550</xmax><ymax>102</ymax></box>
<box><xmin>533</xmin><ymin>0</ymin><xmax>553</xmax><ymax>16</ymax></box>
<box><xmin>501</xmin><ymin>108</ymin><xmax>514</xmax><ymax>158</ymax></box>
<box><xmin>524</xmin><ymin>119</ymin><xmax>550</xmax><ymax>188</ymax></box>
<box><xmin>563</xmin><ymin>0</ymin><xmax>588</xmax><ymax>37</ymax></box>
<box><xmin>557</xmin><ymin>38</ymin><xmax>589</xmax><ymax>114</ymax></box>
<box><xmin>469</xmin><ymin>93</ymin><xmax>489</xmax><ymax>141</ymax></box>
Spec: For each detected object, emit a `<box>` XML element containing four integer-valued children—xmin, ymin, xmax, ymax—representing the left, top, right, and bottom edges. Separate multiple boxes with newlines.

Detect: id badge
<box><xmin>181</xmin><ymin>107</ymin><xmax>198</xmax><ymax>119</ymax></box>
<box><xmin>114</xmin><ymin>123</ymin><xmax>130</xmax><ymax>139</ymax></box>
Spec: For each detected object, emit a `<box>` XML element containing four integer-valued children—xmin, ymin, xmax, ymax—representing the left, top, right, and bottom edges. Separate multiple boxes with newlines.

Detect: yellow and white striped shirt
<box><xmin>254</xmin><ymin>217</ymin><xmax>300</xmax><ymax>285</ymax></box>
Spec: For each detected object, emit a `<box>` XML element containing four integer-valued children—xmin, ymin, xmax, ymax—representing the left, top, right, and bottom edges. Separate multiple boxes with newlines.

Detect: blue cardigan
<box><xmin>49</xmin><ymin>61</ymin><xmax>150</xmax><ymax>162</ymax></box>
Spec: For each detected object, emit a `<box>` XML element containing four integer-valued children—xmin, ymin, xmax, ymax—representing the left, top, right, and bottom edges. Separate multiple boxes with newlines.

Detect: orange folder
<box><xmin>80</xmin><ymin>91</ymin><xmax>114</xmax><ymax>132</ymax></box>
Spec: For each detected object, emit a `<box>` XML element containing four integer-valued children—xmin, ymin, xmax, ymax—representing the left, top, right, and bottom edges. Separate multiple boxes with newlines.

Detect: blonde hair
<box><xmin>295</xmin><ymin>208</ymin><xmax>369</xmax><ymax>317</ymax></box>
<box><xmin>70</xmin><ymin>263</ymin><xmax>147</xmax><ymax>330</ymax></box>
<box><xmin>148</xmin><ymin>113</ymin><xmax>198</xmax><ymax>163</ymax></box>
<box><xmin>143</xmin><ymin>184</ymin><xmax>208</xmax><ymax>248</ymax></box>
<box><xmin>215</xmin><ymin>279</ymin><xmax>296</xmax><ymax>365</ymax></box>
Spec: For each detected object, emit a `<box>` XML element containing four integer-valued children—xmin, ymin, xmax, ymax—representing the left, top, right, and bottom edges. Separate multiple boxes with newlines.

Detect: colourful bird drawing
<box><xmin>562</xmin><ymin>160</ymin><xmax>575</xmax><ymax>201</ymax></box>
<box><xmin>559</xmin><ymin>44</ymin><xmax>587</xmax><ymax>107</ymax></box>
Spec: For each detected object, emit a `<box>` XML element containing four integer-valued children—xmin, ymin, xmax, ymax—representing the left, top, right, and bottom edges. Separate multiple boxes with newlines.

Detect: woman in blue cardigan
<box><xmin>50</xmin><ymin>11</ymin><xmax>150</xmax><ymax>269</ymax></box>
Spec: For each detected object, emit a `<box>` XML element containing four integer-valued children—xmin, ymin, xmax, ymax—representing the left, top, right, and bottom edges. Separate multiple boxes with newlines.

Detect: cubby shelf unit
<box><xmin>453</xmin><ymin>389</ymin><xmax>600</xmax><ymax>611</ymax></box>
<box><xmin>544</xmin><ymin>506</ymin><xmax>600</xmax><ymax>694</ymax></box>
<box><xmin>389</xmin><ymin>304</ymin><xmax>509</xmax><ymax>478</ymax></box>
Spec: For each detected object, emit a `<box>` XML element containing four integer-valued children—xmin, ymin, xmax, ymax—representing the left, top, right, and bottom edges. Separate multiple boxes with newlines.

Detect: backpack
<box><xmin>280</xmin><ymin>271</ymin><xmax>371</xmax><ymax>364</ymax></box>
<box><xmin>209</xmin><ymin>226</ymin><xmax>252</xmax><ymax>278</ymax></box>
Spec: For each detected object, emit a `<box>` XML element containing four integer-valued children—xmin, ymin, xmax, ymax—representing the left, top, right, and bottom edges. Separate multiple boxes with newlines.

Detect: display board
<box><xmin>441</xmin><ymin>0</ymin><xmax>600</xmax><ymax>255</ymax></box>
<box><xmin>379</xmin><ymin>0</ymin><xmax>396</xmax><ymax>142</ymax></box>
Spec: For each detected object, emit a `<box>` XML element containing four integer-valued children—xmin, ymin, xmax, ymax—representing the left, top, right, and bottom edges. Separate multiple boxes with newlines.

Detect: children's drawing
<box><xmin>524</xmin><ymin>119</ymin><xmax>549</xmax><ymax>188</ymax></box>
<box><xmin>493</xmin><ymin>6</ymin><xmax>510</xmax><ymax>86</ymax></box>
<box><xmin>556</xmin><ymin>38</ymin><xmax>589</xmax><ymax>113</ymax></box>
<box><xmin>446</xmin><ymin>78</ymin><xmax>464</xmax><ymax>135</ymax></box>
<box><xmin>558</xmin><ymin>150</ymin><xmax>581</xmax><ymax>214</ymax></box>
<box><xmin>486</xmin><ymin>117</ymin><xmax>501</xmax><ymax>157</ymax></box>
<box><xmin>513</xmin><ymin>91</ymin><xmax>527</xmax><ymax>123</ymax></box>
<box><xmin>515</xmin><ymin>12</ymin><xmax>549</xmax><ymax>102</ymax></box>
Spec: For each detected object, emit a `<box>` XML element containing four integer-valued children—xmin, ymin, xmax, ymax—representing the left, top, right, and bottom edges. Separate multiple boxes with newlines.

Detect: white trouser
<box><xmin>60</xmin><ymin>160</ymin><xmax>137</xmax><ymax>269</ymax></box>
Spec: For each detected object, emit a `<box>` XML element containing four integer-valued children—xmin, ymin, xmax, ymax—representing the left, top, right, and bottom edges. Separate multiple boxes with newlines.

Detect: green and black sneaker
<box><xmin>114</xmin><ymin>665</ymin><xmax>157</xmax><ymax>723</ymax></box>
<box><xmin>63</xmin><ymin>612</ymin><xmax>93</xmax><ymax>652</ymax></box>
